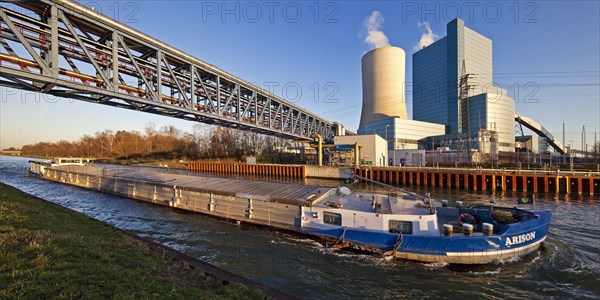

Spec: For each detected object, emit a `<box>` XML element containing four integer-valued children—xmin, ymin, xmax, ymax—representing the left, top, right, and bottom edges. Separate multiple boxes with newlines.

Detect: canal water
<box><xmin>1</xmin><ymin>156</ymin><xmax>598</xmax><ymax>299</ymax></box>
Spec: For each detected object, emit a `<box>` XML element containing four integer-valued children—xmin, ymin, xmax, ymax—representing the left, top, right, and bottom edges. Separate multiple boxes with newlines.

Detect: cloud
<box><xmin>363</xmin><ymin>11</ymin><xmax>390</xmax><ymax>49</ymax></box>
<box><xmin>413</xmin><ymin>21</ymin><xmax>439</xmax><ymax>51</ymax></box>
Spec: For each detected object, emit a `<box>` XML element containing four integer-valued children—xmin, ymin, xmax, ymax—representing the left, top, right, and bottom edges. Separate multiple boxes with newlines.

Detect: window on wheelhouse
<box><xmin>323</xmin><ymin>212</ymin><xmax>342</xmax><ymax>226</ymax></box>
<box><xmin>389</xmin><ymin>220</ymin><xmax>413</xmax><ymax>234</ymax></box>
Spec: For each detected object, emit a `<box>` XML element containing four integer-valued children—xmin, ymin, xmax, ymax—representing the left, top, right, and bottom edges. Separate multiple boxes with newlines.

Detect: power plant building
<box><xmin>355</xmin><ymin>18</ymin><xmax>515</xmax><ymax>165</ymax></box>
<box><xmin>413</xmin><ymin>18</ymin><xmax>516</xmax><ymax>153</ymax></box>
<box><xmin>358</xmin><ymin>46</ymin><xmax>444</xmax><ymax>153</ymax></box>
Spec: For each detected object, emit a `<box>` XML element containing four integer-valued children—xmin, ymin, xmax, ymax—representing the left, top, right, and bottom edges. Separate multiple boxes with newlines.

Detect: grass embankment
<box><xmin>0</xmin><ymin>183</ymin><xmax>265</xmax><ymax>299</ymax></box>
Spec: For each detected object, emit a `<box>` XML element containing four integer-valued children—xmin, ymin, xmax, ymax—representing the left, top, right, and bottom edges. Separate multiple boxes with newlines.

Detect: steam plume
<box><xmin>414</xmin><ymin>21</ymin><xmax>439</xmax><ymax>51</ymax></box>
<box><xmin>363</xmin><ymin>11</ymin><xmax>390</xmax><ymax>49</ymax></box>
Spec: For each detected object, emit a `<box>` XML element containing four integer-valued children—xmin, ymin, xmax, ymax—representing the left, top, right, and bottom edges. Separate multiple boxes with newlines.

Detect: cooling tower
<box><xmin>359</xmin><ymin>46</ymin><xmax>408</xmax><ymax>129</ymax></box>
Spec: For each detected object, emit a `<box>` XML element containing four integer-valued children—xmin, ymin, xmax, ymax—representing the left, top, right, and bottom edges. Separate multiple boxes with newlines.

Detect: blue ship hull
<box><xmin>301</xmin><ymin>210</ymin><xmax>551</xmax><ymax>264</ymax></box>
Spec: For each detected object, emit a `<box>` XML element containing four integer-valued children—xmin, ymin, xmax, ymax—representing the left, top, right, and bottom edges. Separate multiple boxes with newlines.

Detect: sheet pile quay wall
<box><xmin>355</xmin><ymin>167</ymin><xmax>600</xmax><ymax>195</ymax></box>
<box><xmin>188</xmin><ymin>162</ymin><xmax>307</xmax><ymax>178</ymax></box>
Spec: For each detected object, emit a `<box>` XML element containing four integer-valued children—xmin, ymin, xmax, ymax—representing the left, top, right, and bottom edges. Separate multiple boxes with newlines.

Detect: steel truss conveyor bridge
<box><xmin>515</xmin><ymin>114</ymin><xmax>567</xmax><ymax>154</ymax></box>
<box><xmin>0</xmin><ymin>0</ymin><xmax>347</xmax><ymax>140</ymax></box>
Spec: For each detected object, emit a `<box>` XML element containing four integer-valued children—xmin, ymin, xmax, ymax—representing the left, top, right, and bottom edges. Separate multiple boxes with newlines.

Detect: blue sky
<box><xmin>1</xmin><ymin>0</ymin><xmax>599</xmax><ymax>151</ymax></box>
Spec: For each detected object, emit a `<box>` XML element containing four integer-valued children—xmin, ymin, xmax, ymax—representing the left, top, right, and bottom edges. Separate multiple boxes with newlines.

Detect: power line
<box><xmin>493</xmin><ymin>71</ymin><xmax>599</xmax><ymax>75</ymax></box>
<box><xmin>494</xmin><ymin>75</ymin><xmax>600</xmax><ymax>78</ymax></box>
<box><xmin>496</xmin><ymin>83</ymin><xmax>599</xmax><ymax>87</ymax></box>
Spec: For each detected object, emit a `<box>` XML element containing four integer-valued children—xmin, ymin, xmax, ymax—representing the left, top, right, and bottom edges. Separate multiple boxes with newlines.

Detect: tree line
<box><xmin>17</xmin><ymin>123</ymin><xmax>303</xmax><ymax>163</ymax></box>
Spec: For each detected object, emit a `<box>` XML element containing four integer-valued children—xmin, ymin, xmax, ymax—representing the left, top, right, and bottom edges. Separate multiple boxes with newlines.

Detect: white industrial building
<box><xmin>334</xmin><ymin>134</ymin><xmax>388</xmax><ymax>166</ymax></box>
<box><xmin>390</xmin><ymin>149</ymin><xmax>426</xmax><ymax>167</ymax></box>
<box><xmin>358</xmin><ymin>117</ymin><xmax>446</xmax><ymax>151</ymax></box>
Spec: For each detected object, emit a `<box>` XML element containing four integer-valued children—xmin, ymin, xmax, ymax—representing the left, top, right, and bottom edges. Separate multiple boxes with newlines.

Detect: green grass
<box><xmin>0</xmin><ymin>183</ymin><xmax>265</xmax><ymax>299</ymax></box>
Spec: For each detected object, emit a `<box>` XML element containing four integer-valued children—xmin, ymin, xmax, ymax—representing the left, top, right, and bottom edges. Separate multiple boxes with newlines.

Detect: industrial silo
<box><xmin>359</xmin><ymin>46</ymin><xmax>408</xmax><ymax>129</ymax></box>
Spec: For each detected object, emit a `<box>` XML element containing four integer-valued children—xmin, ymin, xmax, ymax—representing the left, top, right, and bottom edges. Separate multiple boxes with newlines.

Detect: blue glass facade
<box><xmin>412</xmin><ymin>18</ymin><xmax>514</xmax><ymax>153</ymax></box>
<box><xmin>413</xmin><ymin>18</ymin><xmax>494</xmax><ymax>135</ymax></box>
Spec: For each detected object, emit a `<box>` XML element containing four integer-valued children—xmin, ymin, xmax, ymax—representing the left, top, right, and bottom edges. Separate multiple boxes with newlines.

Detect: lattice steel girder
<box><xmin>0</xmin><ymin>0</ymin><xmax>338</xmax><ymax>140</ymax></box>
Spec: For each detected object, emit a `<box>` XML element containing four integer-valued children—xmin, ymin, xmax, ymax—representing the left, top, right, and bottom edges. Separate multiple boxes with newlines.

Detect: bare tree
<box><xmin>97</xmin><ymin>130</ymin><xmax>116</xmax><ymax>158</ymax></box>
<box><xmin>78</xmin><ymin>135</ymin><xmax>96</xmax><ymax>157</ymax></box>
<box><xmin>17</xmin><ymin>122</ymin><xmax>302</xmax><ymax>163</ymax></box>
<box><xmin>144</xmin><ymin>122</ymin><xmax>156</xmax><ymax>154</ymax></box>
